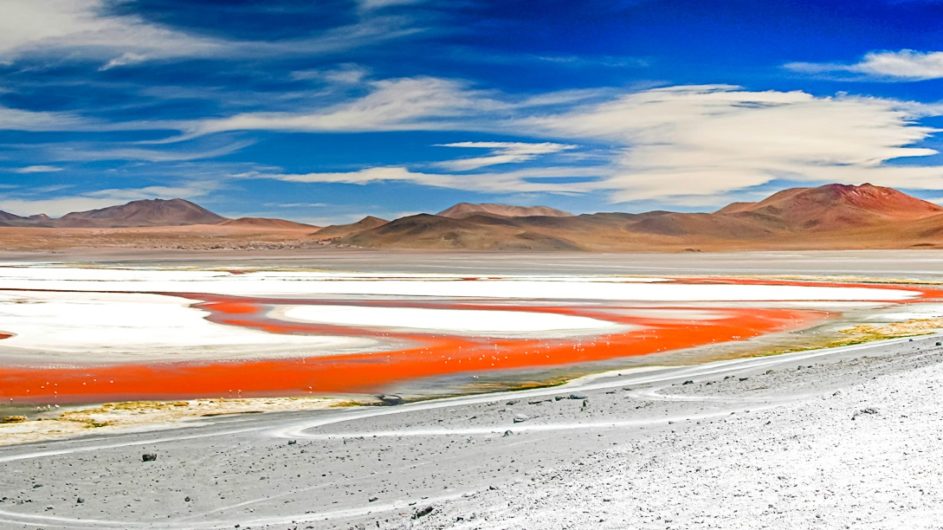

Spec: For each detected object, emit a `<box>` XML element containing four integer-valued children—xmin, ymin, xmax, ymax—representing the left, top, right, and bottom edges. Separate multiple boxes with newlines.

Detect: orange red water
<box><xmin>6</xmin><ymin>275</ymin><xmax>941</xmax><ymax>404</ymax></box>
<box><xmin>0</xmin><ymin>290</ymin><xmax>827</xmax><ymax>403</ymax></box>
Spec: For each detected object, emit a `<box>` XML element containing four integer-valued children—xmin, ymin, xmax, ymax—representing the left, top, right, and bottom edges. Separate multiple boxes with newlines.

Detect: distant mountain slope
<box><xmin>341</xmin><ymin>184</ymin><xmax>943</xmax><ymax>251</ymax></box>
<box><xmin>4</xmin><ymin>183</ymin><xmax>943</xmax><ymax>251</ymax></box>
<box><xmin>313</xmin><ymin>216</ymin><xmax>389</xmax><ymax>239</ymax></box>
<box><xmin>438</xmin><ymin>202</ymin><xmax>572</xmax><ymax>219</ymax></box>
<box><xmin>717</xmin><ymin>183</ymin><xmax>943</xmax><ymax>230</ymax></box>
<box><xmin>0</xmin><ymin>210</ymin><xmax>28</xmax><ymax>226</ymax></box>
<box><xmin>0</xmin><ymin>211</ymin><xmax>54</xmax><ymax>227</ymax></box>
<box><xmin>56</xmin><ymin>199</ymin><xmax>227</xmax><ymax>227</ymax></box>
<box><xmin>344</xmin><ymin>214</ymin><xmax>581</xmax><ymax>250</ymax></box>
<box><xmin>219</xmin><ymin>217</ymin><xmax>316</xmax><ymax>229</ymax></box>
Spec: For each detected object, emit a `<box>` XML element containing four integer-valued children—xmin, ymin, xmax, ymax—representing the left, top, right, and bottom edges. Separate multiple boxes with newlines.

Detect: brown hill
<box><xmin>717</xmin><ymin>183</ymin><xmax>943</xmax><ymax>230</ymax></box>
<box><xmin>219</xmin><ymin>217</ymin><xmax>316</xmax><ymax>229</ymax></box>
<box><xmin>313</xmin><ymin>216</ymin><xmax>389</xmax><ymax>239</ymax></box>
<box><xmin>4</xmin><ymin>183</ymin><xmax>943</xmax><ymax>252</ymax></box>
<box><xmin>0</xmin><ymin>211</ymin><xmax>55</xmax><ymax>227</ymax></box>
<box><xmin>56</xmin><ymin>199</ymin><xmax>227</xmax><ymax>228</ymax></box>
<box><xmin>339</xmin><ymin>183</ymin><xmax>943</xmax><ymax>251</ymax></box>
<box><xmin>438</xmin><ymin>202</ymin><xmax>572</xmax><ymax>219</ymax></box>
<box><xmin>0</xmin><ymin>210</ymin><xmax>29</xmax><ymax>226</ymax></box>
<box><xmin>344</xmin><ymin>214</ymin><xmax>580</xmax><ymax>250</ymax></box>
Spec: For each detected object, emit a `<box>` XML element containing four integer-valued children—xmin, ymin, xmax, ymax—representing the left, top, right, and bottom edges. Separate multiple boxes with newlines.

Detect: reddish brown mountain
<box><xmin>717</xmin><ymin>183</ymin><xmax>943</xmax><ymax>230</ymax></box>
<box><xmin>0</xmin><ymin>210</ymin><xmax>29</xmax><ymax>224</ymax></box>
<box><xmin>312</xmin><ymin>216</ymin><xmax>389</xmax><ymax>239</ymax></box>
<box><xmin>220</xmin><ymin>217</ymin><xmax>317</xmax><ymax>229</ymax></box>
<box><xmin>0</xmin><ymin>211</ymin><xmax>54</xmax><ymax>227</ymax></box>
<box><xmin>339</xmin><ymin>183</ymin><xmax>943</xmax><ymax>251</ymax></box>
<box><xmin>344</xmin><ymin>214</ymin><xmax>580</xmax><ymax>250</ymax></box>
<box><xmin>438</xmin><ymin>202</ymin><xmax>572</xmax><ymax>219</ymax></box>
<box><xmin>56</xmin><ymin>199</ymin><xmax>226</xmax><ymax>227</ymax></box>
<box><xmin>3</xmin><ymin>183</ymin><xmax>943</xmax><ymax>251</ymax></box>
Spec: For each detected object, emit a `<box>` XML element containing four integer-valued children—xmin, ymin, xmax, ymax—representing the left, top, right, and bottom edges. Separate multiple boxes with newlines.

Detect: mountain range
<box><xmin>3</xmin><ymin>183</ymin><xmax>943</xmax><ymax>251</ymax></box>
<box><xmin>0</xmin><ymin>199</ymin><xmax>314</xmax><ymax>229</ymax></box>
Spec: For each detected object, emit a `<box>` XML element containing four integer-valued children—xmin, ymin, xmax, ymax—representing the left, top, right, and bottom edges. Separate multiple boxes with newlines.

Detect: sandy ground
<box><xmin>1</xmin><ymin>334</ymin><xmax>942</xmax><ymax>529</ymax></box>
<box><xmin>0</xmin><ymin>396</ymin><xmax>362</xmax><ymax>447</ymax></box>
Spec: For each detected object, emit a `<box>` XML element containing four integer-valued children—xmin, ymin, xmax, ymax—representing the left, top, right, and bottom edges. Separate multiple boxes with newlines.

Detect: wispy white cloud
<box><xmin>11</xmin><ymin>165</ymin><xmax>63</xmax><ymax>173</ymax></box>
<box><xmin>520</xmin><ymin>84</ymin><xmax>943</xmax><ymax>202</ymax></box>
<box><xmin>41</xmin><ymin>139</ymin><xmax>254</xmax><ymax>162</ymax></box>
<box><xmin>0</xmin><ymin>104</ymin><xmax>89</xmax><ymax>131</ymax></box>
<box><xmin>290</xmin><ymin>64</ymin><xmax>370</xmax><ymax>85</ymax></box>
<box><xmin>534</xmin><ymin>54</ymin><xmax>650</xmax><ymax>69</ymax></box>
<box><xmin>183</xmin><ymin>77</ymin><xmax>504</xmax><ymax>137</ymax></box>
<box><xmin>786</xmin><ymin>49</ymin><xmax>943</xmax><ymax>81</ymax></box>
<box><xmin>359</xmin><ymin>0</ymin><xmax>427</xmax><ymax>10</ymax></box>
<box><xmin>0</xmin><ymin>0</ymin><xmax>222</xmax><ymax>67</ymax></box>
<box><xmin>1</xmin><ymin>183</ymin><xmax>220</xmax><ymax>217</ymax></box>
<box><xmin>170</xmin><ymin>81</ymin><xmax>943</xmax><ymax>204</ymax></box>
<box><xmin>0</xmin><ymin>0</ymin><xmax>427</xmax><ymax>70</ymax></box>
<box><xmin>99</xmin><ymin>52</ymin><xmax>149</xmax><ymax>71</ymax></box>
<box><xmin>240</xmin><ymin>165</ymin><xmax>603</xmax><ymax>195</ymax></box>
<box><xmin>173</xmin><ymin>78</ymin><xmax>621</xmax><ymax>141</ymax></box>
<box><xmin>434</xmin><ymin>141</ymin><xmax>576</xmax><ymax>171</ymax></box>
<box><xmin>264</xmin><ymin>166</ymin><xmax>430</xmax><ymax>185</ymax></box>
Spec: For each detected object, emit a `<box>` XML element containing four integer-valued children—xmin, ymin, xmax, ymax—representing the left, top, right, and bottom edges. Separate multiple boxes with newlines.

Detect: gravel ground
<box><xmin>406</xmin><ymin>338</ymin><xmax>943</xmax><ymax>530</ymax></box>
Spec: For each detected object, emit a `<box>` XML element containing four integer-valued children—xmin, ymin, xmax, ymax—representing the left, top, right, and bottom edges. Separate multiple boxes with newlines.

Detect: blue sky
<box><xmin>4</xmin><ymin>0</ymin><xmax>943</xmax><ymax>223</ymax></box>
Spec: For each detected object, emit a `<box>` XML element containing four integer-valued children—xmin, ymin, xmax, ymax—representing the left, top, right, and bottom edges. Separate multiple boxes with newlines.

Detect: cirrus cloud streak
<box><xmin>786</xmin><ymin>49</ymin><xmax>943</xmax><ymax>81</ymax></box>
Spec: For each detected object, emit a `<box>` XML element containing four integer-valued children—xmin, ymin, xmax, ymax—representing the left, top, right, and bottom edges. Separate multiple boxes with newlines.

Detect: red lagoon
<box><xmin>2</xmin><ymin>277</ymin><xmax>939</xmax><ymax>404</ymax></box>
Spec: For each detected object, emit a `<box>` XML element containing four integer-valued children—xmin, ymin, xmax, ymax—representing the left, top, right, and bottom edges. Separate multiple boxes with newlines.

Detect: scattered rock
<box><xmin>513</xmin><ymin>414</ymin><xmax>529</xmax><ymax>424</ymax></box>
<box><xmin>378</xmin><ymin>394</ymin><xmax>404</xmax><ymax>406</ymax></box>
<box><xmin>569</xmin><ymin>393</ymin><xmax>588</xmax><ymax>400</ymax></box>
<box><xmin>852</xmin><ymin>407</ymin><xmax>879</xmax><ymax>420</ymax></box>
<box><xmin>412</xmin><ymin>506</ymin><xmax>434</xmax><ymax>519</ymax></box>
<box><xmin>76</xmin><ymin>498</ymin><xmax>84</xmax><ymax>504</ymax></box>
<box><xmin>368</xmin><ymin>497</ymin><xmax>378</xmax><ymax>502</ymax></box>
<box><xmin>1</xmin><ymin>415</ymin><xmax>27</xmax><ymax>424</ymax></box>
<box><xmin>142</xmin><ymin>453</ymin><xmax>157</xmax><ymax>462</ymax></box>
<box><xmin>682</xmin><ymin>380</ymin><xmax>694</xmax><ymax>385</ymax></box>
<box><xmin>287</xmin><ymin>440</ymin><xmax>297</xmax><ymax>445</ymax></box>
<box><xmin>503</xmin><ymin>430</ymin><xmax>513</xmax><ymax>437</ymax></box>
